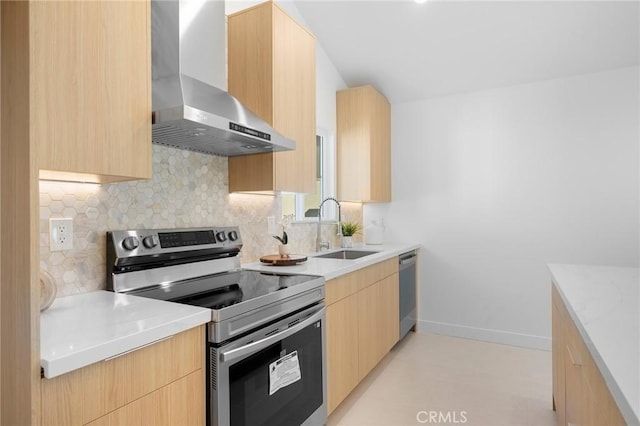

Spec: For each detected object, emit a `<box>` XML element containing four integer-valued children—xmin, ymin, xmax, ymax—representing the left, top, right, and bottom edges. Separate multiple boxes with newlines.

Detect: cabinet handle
<box><xmin>103</xmin><ymin>335</ymin><xmax>173</xmax><ymax>362</ymax></box>
<box><xmin>566</xmin><ymin>345</ymin><xmax>582</xmax><ymax>366</ymax></box>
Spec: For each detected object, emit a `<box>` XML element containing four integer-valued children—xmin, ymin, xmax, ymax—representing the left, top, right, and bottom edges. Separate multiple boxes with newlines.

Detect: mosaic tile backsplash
<box><xmin>40</xmin><ymin>145</ymin><xmax>362</xmax><ymax>297</ymax></box>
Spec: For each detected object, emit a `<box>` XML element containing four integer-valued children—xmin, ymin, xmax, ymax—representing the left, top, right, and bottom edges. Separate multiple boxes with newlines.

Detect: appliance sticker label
<box><xmin>268</xmin><ymin>351</ymin><xmax>301</xmax><ymax>396</ymax></box>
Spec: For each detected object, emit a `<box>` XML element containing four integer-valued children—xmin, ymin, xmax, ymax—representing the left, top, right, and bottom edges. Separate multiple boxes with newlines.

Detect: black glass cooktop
<box><xmin>132</xmin><ymin>270</ymin><xmax>320</xmax><ymax>310</ymax></box>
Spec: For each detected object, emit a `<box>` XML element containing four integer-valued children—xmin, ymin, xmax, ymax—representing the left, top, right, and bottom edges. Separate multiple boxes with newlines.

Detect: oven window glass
<box><xmin>229</xmin><ymin>320</ymin><xmax>323</xmax><ymax>426</ymax></box>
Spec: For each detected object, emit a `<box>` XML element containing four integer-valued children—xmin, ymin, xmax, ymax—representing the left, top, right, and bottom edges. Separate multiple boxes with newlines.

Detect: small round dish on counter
<box><xmin>259</xmin><ymin>254</ymin><xmax>308</xmax><ymax>266</ymax></box>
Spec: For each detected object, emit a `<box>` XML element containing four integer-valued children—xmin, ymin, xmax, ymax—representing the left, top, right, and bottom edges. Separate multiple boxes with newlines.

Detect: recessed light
<box><xmin>414</xmin><ymin>0</ymin><xmax>428</xmax><ymax>3</ymax></box>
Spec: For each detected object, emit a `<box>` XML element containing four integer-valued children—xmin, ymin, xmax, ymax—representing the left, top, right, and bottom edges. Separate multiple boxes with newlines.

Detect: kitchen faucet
<box><xmin>316</xmin><ymin>197</ymin><xmax>342</xmax><ymax>252</ymax></box>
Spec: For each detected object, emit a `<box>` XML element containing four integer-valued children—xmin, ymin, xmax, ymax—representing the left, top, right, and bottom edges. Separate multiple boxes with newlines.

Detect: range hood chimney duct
<box><xmin>151</xmin><ymin>0</ymin><xmax>295</xmax><ymax>156</ymax></box>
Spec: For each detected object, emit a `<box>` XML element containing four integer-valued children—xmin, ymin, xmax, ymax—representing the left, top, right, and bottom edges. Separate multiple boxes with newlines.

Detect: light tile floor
<box><xmin>327</xmin><ymin>332</ymin><xmax>557</xmax><ymax>426</ymax></box>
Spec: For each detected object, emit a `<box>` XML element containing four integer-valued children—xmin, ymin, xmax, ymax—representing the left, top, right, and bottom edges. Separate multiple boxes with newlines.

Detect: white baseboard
<box><xmin>417</xmin><ymin>319</ymin><xmax>551</xmax><ymax>351</ymax></box>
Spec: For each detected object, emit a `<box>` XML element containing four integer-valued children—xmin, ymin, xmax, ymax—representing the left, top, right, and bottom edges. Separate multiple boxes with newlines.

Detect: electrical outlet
<box><xmin>49</xmin><ymin>218</ymin><xmax>74</xmax><ymax>251</ymax></box>
<box><xmin>267</xmin><ymin>216</ymin><xmax>276</xmax><ymax>235</ymax></box>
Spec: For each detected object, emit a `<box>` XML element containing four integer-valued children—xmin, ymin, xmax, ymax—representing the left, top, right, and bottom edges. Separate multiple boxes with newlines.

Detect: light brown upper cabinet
<box><xmin>227</xmin><ymin>1</ymin><xmax>316</xmax><ymax>193</ymax></box>
<box><xmin>33</xmin><ymin>1</ymin><xmax>152</xmax><ymax>183</ymax></box>
<box><xmin>337</xmin><ymin>85</ymin><xmax>391</xmax><ymax>203</ymax></box>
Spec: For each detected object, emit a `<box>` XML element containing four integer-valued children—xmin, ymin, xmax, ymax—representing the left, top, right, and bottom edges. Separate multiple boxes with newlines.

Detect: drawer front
<box><xmin>42</xmin><ymin>325</ymin><xmax>205</xmax><ymax>425</ymax></box>
<box><xmin>326</xmin><ymin>272</ymin><xmax>359</xmax><ymax>305</ymax></box>
<box><xmin>326</xmin><ymin>258</ymin><xmax>399</xmax><ymax>305</ymax></box>
<box><xmin>360</xmin><ymin>258</ymin><xmax>398</xmax><ymax>290</ymax></box>
<box><xmin>86</xmin><ymin>369</ymin><xmax>205</xmax><ymax>426</ymax></box>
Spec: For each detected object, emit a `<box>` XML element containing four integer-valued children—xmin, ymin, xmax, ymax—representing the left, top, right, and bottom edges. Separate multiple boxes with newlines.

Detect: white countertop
<box><xmin>242</xmin><ymin>243</ymin><xmax>420</xmax><ymax>279</ymax></box>
<box><xmin>40</xmin><ymin>290</ymin><xmax>211</xmax><ymax>379</ymax></box>
<box><xmin>548</xmin><ymin>264</ymin><xmax>639</xmax><ymax>425</ymax></box>
<box><xmin>41</xmin><ymin>243</ymin><xmax>418</xmax><ymax>379</ymax></box>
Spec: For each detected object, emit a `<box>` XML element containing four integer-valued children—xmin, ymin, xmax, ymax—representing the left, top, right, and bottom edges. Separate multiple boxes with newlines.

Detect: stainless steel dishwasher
<box><xmin>399</xmin><ymin>251</ymin><xmax>417</xmax><ymax>339</ymax></box>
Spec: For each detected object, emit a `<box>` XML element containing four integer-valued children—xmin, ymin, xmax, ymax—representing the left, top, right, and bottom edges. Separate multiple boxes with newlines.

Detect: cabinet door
<box><xmin>358</xmin><ymin>277</ymin><xmax>397</xmax><ymax>381</ymax></box>
<box><xmin>227</xmin><ymin>2</ymin><xmax>316</xmax><ymax>193</ymax></box>
<box><xmin>326</xmin><ymin>293</ymin><xmax>359</xmax><ymax>414</ymax></box>
<box><xmin>380</xmin><ymin>273</ymin><xmax>400</xmax><ymax>353</ymax></box>
<box><xmin>581</xmin><ymin>346</ymin><xmax>626</xmax><ymax>426</ymax></box>
<box><xmin>337</xmin><ymin>85</ymin><xmax>391</xmax><ymax>203</ymax></box>
<box><xmin>564</xmin><ymin>303</ymin><xmax>589</xmax><ymax>426</ymax></box>
<box><xmin>370</xmin><ymin>87</ymin><xmax>391</xmax><ymax>202</ymax></box>
<box><xmin>358</xmin><ymin>281</ymin><xmax>381</xmax><ymax>381</ymax></box>
<box><xmin>551</xmin><ymin>286</ymin><xmax>566</xmax><ymax>425</ymax></box>
<box><xmin>33</xmin><ymin>1</ymin><xmax>151</xmax><ymax>183</ymax></box>
<box><xmin>582</xmin><ymin>363</ymin><xmax>626</xmax><ymax>426</ymax></box>
<box><xmin>86</xmin><ymin>369</ymin><xmax>204</xmax><ymax>426</ymax></box>
<box><xmin>358</xmin><ymin>276</ymin><xmax>398</xmax><ymax>381</ymax></box>
<box><xmin>564</xmin><ymin>343</ymin><xmax>583</xmax><ymax>426</ymax></box>
<box><xmin>272</xmin><ymin>4</ymin><xmax>316</xmax><ymax>194</ymax></box>
<box><xmin>553</xmin><ymin>285</ymin><xmax>628</xmax><ymax>426</ymax></box>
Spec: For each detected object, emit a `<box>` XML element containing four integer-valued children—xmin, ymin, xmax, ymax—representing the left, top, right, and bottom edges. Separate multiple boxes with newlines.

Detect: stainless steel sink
<box><xmin>314</xmin><ymin>250</ymin><xmax>379</xmax><ymax>260</ymax></box>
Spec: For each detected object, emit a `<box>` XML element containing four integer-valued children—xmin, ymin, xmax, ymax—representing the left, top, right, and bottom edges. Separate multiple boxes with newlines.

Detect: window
<box><xmin>282</xmin><ymin>129</ymin><xmax>336</xmax><ymax>221</ymax></box>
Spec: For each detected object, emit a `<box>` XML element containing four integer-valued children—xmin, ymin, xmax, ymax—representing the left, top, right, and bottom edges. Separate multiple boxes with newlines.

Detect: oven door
<box><xmin>210</xmin><ymin>303</ymin><xmax>326</xmax><ymax>426</ymax></box>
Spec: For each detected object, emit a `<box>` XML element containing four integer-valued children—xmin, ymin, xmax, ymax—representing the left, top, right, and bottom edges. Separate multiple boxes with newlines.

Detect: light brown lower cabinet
<box><xmin>41</xmin><ymin>325</ymin><xmax>205</xmax><ymax>426</ymax></box>
<box><xmin>358</xmin><ymin>274</ymin><xmax>399</xmax><ymax>381</ymax></box>
<box><xmin>326</xmin><ymin>293</ymin><xmax>359</xmax><ymax>413</ymax></box>
<box><xmin>552</xmin><ymin>290</ymin><xmax>566</xmax><ymax>426</ymax></box>
<box><xmin>326</xmin><ymin>259</ymin><xmax>400</xmax><ymax>414</ymax></box>
<box><xmin>552</xmin><ymin>286</ymin><xmax>626</xmax><ymax>426</ymax></box>
<box><xmin>86</xmin><ymin>370</ymin><xmax>203</xmax><ymax>426</ymax></box>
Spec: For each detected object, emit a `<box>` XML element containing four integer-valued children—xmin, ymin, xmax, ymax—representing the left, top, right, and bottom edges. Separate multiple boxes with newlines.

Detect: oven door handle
<box><xmin>221</xmin><ymin>306</ymin><xmax>325</xmax><ymax>363</ymax></box>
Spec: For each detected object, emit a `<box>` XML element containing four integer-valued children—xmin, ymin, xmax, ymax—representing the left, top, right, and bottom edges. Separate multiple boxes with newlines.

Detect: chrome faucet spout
<box><xmin>316</xmin><ymin>197</ymin><xmax>342</xmax><ymax>252</ymax></box>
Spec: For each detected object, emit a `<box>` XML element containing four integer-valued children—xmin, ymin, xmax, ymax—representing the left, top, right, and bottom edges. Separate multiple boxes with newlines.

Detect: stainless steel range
<box><xmin>107</xmin><ymin>227</ymin><xmax>327</xmax><ymax>426</ymax></box>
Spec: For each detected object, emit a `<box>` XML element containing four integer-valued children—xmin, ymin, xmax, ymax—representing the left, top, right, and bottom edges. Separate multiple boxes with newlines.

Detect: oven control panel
<box><xmin>108</xmin><ymin>226</ymin><xmax>243</xmax><ymax>258</ymax></box>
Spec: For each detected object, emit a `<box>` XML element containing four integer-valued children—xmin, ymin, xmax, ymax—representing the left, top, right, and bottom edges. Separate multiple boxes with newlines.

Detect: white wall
<box><xmin>365</xmin><ymin>67</ymin><xmax>640</xmax><ymax>350</ymax></box>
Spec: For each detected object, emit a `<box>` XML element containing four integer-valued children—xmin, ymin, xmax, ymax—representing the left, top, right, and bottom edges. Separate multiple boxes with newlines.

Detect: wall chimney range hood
<box><xmin>151</xmin><ymin>0</ymin><xmax>295</xmax><ymax>157</ymax></box>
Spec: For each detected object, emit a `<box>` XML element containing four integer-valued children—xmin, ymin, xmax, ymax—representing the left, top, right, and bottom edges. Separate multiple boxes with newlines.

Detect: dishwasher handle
<box><xmin>399</xmin><ymin>251</ymin><xmax>417</xmax><ymax>267</ymax></box>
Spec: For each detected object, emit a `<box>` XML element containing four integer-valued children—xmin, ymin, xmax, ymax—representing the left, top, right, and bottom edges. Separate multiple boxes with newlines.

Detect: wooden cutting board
<box><xmin>259</xmin><ymin>254</ymin><xmax>308</xmax><ymax>266</ymax></box>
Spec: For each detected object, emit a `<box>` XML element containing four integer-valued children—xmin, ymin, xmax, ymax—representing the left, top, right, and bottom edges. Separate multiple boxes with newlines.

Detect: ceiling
<box><xmin>293</xmin><ymin>0</ymin><xmax>640</xmax><ymax>103</ymax></box>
